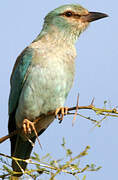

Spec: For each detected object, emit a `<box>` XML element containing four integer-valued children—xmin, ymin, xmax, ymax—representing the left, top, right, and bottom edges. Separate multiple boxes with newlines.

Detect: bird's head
<box><xmin>42</xmin><ymin>4</ymin><xmax>108</xmax><ymax>42</ymax></box>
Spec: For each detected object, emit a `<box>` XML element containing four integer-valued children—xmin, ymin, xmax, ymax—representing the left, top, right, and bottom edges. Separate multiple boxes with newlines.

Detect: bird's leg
<box><xmin>55</xmin><ymin>107</ymin><xmax>68</xmax><ymax>123</ymax></box>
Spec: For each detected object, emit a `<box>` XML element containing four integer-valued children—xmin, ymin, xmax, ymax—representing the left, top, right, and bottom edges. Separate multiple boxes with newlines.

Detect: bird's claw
<box><xmin>22</xmin><ymin>119</ymin><xmax>35</xmax><ymax>134</ymax></box>
<box><xmin>22</xmin><ymin>119</ymin><xmax>42</xmax><ymax>149</ymax></box>
<box><xmin>55</xmin><ymin>107</ymin><xmax>68</xmax><ymax>123</ymax></box>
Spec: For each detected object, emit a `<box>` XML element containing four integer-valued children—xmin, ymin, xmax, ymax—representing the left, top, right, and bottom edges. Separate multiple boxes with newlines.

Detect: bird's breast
<box><xmin>15</xmin><ymin>47</ymin><xmax>75</xmax><ymax>128</ymax></box>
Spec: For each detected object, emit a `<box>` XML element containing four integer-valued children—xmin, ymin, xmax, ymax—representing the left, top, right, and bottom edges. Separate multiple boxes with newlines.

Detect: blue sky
<box><xmin>0</xmin><ymin>0</ymin><xmax>118</xmax><ymax>179</ymax></box>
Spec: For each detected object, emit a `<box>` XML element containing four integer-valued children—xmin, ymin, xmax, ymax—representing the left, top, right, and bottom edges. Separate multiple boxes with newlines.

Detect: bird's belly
<box><xmin>15</xmin><ymin>63</ymin><xmax>74</xmax><ymax>128</ymax></box>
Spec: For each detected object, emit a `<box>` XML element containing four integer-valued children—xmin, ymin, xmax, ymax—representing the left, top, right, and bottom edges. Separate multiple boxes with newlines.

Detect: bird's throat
<box><xmin>34</xmin><ymin>24</ymin><xmax>81</xmax><ymax>45</ymax></box>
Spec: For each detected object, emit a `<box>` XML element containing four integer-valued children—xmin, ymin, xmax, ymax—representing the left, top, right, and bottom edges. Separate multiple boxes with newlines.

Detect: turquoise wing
<box><xmin>9</xmin><ymin>47</ymin><xmax>33</xmax><ymax>114</ymax></box>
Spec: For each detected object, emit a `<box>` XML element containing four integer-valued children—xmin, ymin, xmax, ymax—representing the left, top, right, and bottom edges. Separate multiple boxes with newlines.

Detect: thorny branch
<box><xmin>0</xmin><ymin>144</ymin><xmax>101</xmax><ymax>179</ymax></box>
<box><xmin>0</xmin><ymin>97</ymin><xmax>118</xmax><ymax>144</ymax></box>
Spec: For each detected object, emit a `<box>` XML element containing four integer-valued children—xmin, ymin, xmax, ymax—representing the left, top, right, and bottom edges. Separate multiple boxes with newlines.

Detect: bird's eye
<box><xmin>65</xmin><ymin>11</ymin><xmax>73</xmax><ymax>17</ymax></box>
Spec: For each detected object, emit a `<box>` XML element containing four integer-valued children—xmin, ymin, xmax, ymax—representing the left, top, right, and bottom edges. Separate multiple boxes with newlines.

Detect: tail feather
<box><xmin>12</xmin><ymin>135</ymin><xmax>36</xmax><ymax>176</ymax></box>
<box><xmin>8</xmin><ymin>112</ymin><xmax>17</xmax><ymax>156</ymax></box>
<box><xmin>8</xmin><ymin>112</ymin><xmax>36</xmax><ymax>176</ymax></box>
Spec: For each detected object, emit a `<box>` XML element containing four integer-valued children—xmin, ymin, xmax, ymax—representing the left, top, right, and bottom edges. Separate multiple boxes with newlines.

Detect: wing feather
<box><xmin>9</xmin><ymin>47</ymin><xmax>33</xmax><ymax>115</ymax></box>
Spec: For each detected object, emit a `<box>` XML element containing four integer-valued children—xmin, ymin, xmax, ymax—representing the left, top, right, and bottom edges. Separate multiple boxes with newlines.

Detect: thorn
<box><xmin>33</xmin><ymin>125</ymin><xmax>42</xmax><ymax>150</ymax></box>
<box><xmin>72</xmin><ymin>93</ymin><xmax>79</xmax><ymax>126</ymax></box>
<box><xmin>24</xmin><ymin>135</ymin><xmax>35</xmax><ymax>147</ymax></box>
<box><xmin>90</xmin><ymin>97</ymin><xmax>95</xmax><ymax>106</ymax></box>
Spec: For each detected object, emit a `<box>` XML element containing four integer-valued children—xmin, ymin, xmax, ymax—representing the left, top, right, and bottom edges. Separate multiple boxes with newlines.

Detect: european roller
<box><xmin>8</xmin><ymin>4</ymin><xmax>108</xmax><ymax>177</ymax></box>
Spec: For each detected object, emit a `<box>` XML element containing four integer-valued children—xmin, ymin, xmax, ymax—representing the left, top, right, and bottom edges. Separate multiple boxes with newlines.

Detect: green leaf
<box><xmin>66</xmin><ymin>149</ymin><xmax>72</xmax><ymax>157</ymax></box>
<box><xmin>41</xmin><ymin>153</ymin><xmax>51</xmax><ymax>161</ymax></box>
<box><xmin>70</xmin><ymin>164</ymin><xmax>79</xmax><ymax>170</ymax></box>
<box><xmin>61</xmin><ymin>137</ymin><xmax>66</xmax><ymax>147</ymax></box>
<box><xmin>82</xmin><ymin>175</ymin><xmax>86</xmax><ymax>180</ymax></box>
<box><xmin>31</xmin><ymin>152</ymin><xmax>40</xmax><ymax>161</ymax></box>
<box><xmin>3</xmin><ymin>165</ymin><xmax>13</xmax><ymax>174</ymax></box>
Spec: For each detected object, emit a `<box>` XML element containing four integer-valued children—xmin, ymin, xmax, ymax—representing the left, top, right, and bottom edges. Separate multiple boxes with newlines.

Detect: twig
<box><xmin>0</xmin><ymin>99</ymin><xmax>118</xmax><ymax>144</ymax></box>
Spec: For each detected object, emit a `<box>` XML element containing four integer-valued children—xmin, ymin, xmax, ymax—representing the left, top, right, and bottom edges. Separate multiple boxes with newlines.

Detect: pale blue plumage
<box><xmin>15</xmin><ymin>44</ymin><xmax>75</xmax><ymax>128</ymax></box>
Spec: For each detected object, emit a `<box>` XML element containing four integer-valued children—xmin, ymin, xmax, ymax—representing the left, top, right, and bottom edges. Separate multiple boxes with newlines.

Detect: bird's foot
<box><xmin>22</xmin><ymin>119</ymin><xmax>35</xmax><ymax>134</ymax></box>
<box><xmin>22</xmin><ymin>119</ymin><xmax>42</xmax><ymax>148</ymax></box>
<box><xmin>55</xmin><ymin>107</ymin><xmax>68</xmax><ymax>123</ymax></box>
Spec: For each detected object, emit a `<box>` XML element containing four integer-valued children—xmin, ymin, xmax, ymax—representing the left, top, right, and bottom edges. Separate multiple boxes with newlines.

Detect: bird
<box><xmin>8</xmin><ymin>4</ymin><xmax>108</xmax><ymax>177</ymax></box>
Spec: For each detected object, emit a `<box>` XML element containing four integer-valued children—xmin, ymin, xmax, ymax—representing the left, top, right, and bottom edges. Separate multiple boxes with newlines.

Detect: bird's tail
<box><xmin>8</xmin><ymin>112</ymin><xmax>17</xmax><ymax>156</ymax></box>
<box><xmin>8</xmin><ymin>112</ymin><xmax>36</xmax><ymax>176</ymax></box>
<box><xmin>12</xmin><ymin>135</ymin><xmax>36</xmax><ymax>177</ymax></box>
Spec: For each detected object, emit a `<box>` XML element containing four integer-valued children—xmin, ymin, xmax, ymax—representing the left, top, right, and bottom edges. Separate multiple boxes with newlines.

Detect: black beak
<box><xmin>81</xmin><ymin>12</ymin><xmax>108</xmax><ymax>22</ymax></box>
